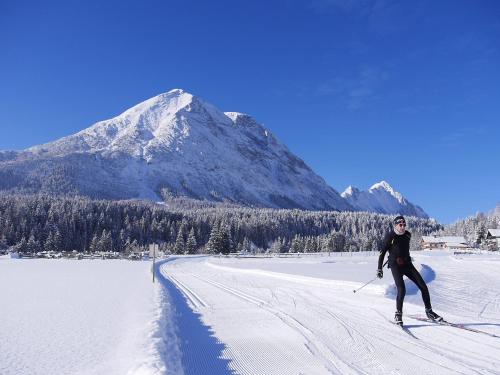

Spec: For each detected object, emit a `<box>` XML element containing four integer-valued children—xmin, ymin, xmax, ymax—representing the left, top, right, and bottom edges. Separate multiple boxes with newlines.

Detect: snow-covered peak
<box><xmin>370</xmin><ymin>180</ymin><xmax>393</xmax><ymax>193</ymax></box>
<box><xmin>341</xmin><ymin>181</ymin><xmax>428</xmax><ymax>218</ymax></box>
<box><xmin>26</xmin><ymin>88</ymin><xmax>233</xmax><ymax>157</ymax></box>
<box><xmin>369</xmin><ymin>180</ymin><xmax>404</xmax><ymax>204</ymax></box>
<box><xmin>341</xmin><ymin>186</ymin><xmax>360</xmax><ymax>198</ymax></box>
<box><xmin>167</xmin><ymin>88</ymin><xmax>186</xmax><ymax>95</ymax></box>
<box><xmin>116</xmin><ymin>88</ymin><xmax>199</xmax><ymax>124</ymax></box>
<box><xmin>120</xmin><ymin>88</ymin><xmax>194</xmax><ymax>117</ymax></box>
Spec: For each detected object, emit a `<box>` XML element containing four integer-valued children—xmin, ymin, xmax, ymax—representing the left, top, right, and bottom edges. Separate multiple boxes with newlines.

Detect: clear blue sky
<box><xmin>1</xmin><ymin>0</ymin><xmax>499</xmax><ymax>223</ymax></box>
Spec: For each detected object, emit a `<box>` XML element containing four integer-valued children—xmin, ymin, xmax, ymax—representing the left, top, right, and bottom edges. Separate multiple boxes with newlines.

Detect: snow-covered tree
<box><xmin>174</xmin><ymin>230</ymin><xmax>185</xmax><ymax>254</ymax></box>
<box><xmin>186</xmin><ymin>228</ymin><xmax>197</xmax><ymax>254</ymax></box>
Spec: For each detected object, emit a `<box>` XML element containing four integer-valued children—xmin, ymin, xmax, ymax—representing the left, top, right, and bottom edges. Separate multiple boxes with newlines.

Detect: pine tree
<box><xmin>0</xmin><ymin>235</ymin><xmax>8</xmax><ymax>250</ymax></box>
<box><xmin>186</xmin><ymin>228</ymin><xmax>197</xmax><ymax>254</ymax></box>
<box><xmin>53</xmin><ymin>228</ymin><xmax>63</xmax><ymax>251</ymax></box>
<box><xmin>242</xmin><ymin>237</ymin><xmax>251</xmax><ymax>253</ymax></box>
<box><xmin>330</xmin><ymin>231</ymin><xmax>345</xmax><ymax>252</ymax></box>
<box><xmin>269</xmin><ymin>238</ymin><xmax>283</xmax><ymax>253</ymax></box>
<box><xmin>99</xmin><ymin>230</ymin><xmax>113</xmax><ymax>252</ymax></box>
<box><xmin>290</xmin><ymin>235</ymin><xmax>302</xmax><ymax>253</ymax></box>
<box><xmin>27</xmin><ymin>234</ymin><xmax>40</xmax><ymax>254</ymax></box>
<box><xmin>219</xmin><ymin>225</ymin><xmax>233</xmax><ymax>254</ymax></box>
<box><xmin>119</xmin><ymin>229</ymin><xmax>128</xmax><ymax>252</ymax></box>
<box><xmin>15</xmin><ymin>237</ymin><xmax>28</xmax><ymax>253</ymax></box>
<box><xmin>476</xmin><ymin>224</ymin><xmax>487</xmax><ymax>247</ymax></box>
<box><xmin>44</xmin><ymin>231</ymin><xmax>56</xmax><ymax>252</ymax></box>
<box><xmin>206</xmin><ymin>225</ymin><xmax>220</xmax><ymax>254</ymax></box>
<box><xmin>174</xmin><ymin>230</ymin><xmax>185</xmax><ymax>254</ymax></box>
<box><xmin>89</xmin><ymin>234</ymin><xmax>100</xmax><ymax>253</ymax></box>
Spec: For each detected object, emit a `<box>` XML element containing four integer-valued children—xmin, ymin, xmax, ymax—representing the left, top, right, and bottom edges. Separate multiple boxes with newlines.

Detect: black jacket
<box><xmin>378</xmin><ymin>230</ymin><xmax>412</xmax><ymax>269</ymax></box>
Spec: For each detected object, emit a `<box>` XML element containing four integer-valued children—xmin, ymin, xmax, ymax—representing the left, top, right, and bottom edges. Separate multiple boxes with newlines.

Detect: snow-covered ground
<box><xmin>0</xmin><ymin>258</ymin><xmax>164</xmax><ymax>375</ymax></box>
<box><xmin>2</xmin><ymin>251</ymin><xmax>500</xmax><ymax>375</ymax></box>
<box><xmin>158</xmin><ymin>251</ymin><xmax>500</xmax><ymax>375</ymax></box>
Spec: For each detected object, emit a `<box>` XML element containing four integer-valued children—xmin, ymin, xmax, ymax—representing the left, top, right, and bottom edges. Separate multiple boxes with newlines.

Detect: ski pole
<box><xmin>353</xmin><ymin>259</ymin><xmax>388</xmax><ymax>294</ymax></box>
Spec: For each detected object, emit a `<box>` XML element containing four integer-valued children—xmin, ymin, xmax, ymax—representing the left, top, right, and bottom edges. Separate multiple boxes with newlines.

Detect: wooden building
<box><xmin>486</xmin><ymin>229</ymin><xmax>500</xmax><ymax>251</ymax></box>
<box><xmin>421</xmin><ymin>236</ymin><xmax>468</xmax><ymax>250</ymax></box>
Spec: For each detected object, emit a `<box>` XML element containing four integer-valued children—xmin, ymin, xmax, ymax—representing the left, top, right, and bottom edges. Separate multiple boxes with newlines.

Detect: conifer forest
<box><xmin>0</xmin><ymin>194</ymin><xmax>444</xmax><ymax>256</ymax></box>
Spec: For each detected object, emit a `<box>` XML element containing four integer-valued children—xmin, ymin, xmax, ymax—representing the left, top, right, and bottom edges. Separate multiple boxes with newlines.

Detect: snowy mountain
<box><xmin>0</xmin><ymin>89</ymin><xmax>352</xmax><ymax>211</ymax></box>
<box><xmin>341</xmin><ymin>181</ymin><xmax>429</xmax><ymax>218</ymax></box>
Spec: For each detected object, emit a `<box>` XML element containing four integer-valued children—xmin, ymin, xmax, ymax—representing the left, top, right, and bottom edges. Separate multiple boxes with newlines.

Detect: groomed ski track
<box><xmin>156</xmin><ymin>252</ymin><xmax>500</xmax><ymax>375</ymax></box>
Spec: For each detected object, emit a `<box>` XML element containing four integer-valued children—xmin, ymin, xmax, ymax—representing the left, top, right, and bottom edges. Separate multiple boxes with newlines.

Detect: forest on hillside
<box><xmin>0</xmin><ymin>194</ymin><xmax>443</xmax><ymax>255</ymax></box>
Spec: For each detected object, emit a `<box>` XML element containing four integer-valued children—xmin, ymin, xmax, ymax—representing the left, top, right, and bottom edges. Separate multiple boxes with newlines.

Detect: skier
<box><xmin>377</xmin><ymin>215</ymin><xmax>442</xmax><ymax>325</ymax></box>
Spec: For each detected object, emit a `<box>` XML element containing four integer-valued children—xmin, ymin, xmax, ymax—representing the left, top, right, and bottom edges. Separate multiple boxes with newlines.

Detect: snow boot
<box><xmin>425</xmin><ymin>308</ymin><xmax>443</xmax><ymax>322</ymax></box>
<box><xmin>394</xmin><ymin>311</ymin><xmax>403</xmax><ymax>326</ymax></box>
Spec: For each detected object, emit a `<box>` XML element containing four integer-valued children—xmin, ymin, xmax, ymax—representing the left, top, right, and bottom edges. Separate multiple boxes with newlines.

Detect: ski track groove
<box><xmin>190</xmin><ymin>273</ymin><xmax>267</xmax><ymax>306</ymax></box>
<box><xmin>195</xmin><ymin>267</ymin><xmax>493</xmax><ymax>375</ymax></box>
<box><xmin>190</xmin><ymin>271</ymin><xmax>330</xmax><ymax>374</ymax></box>
<box><xmin>325</xmin><ymin>309</ymin><xmax>378</xmax><ymax>353</ymax></box>
<box><xmin>479</xmin><ymin>292</ymin><xmax>500</xmax><ymax>321</ymax></box>
<box><xmin>159</xmin><ymin>256</ymin><xmax>500</xmax><ymax>375</ymax></box>
<box><xmin>163</xmin><ymin>271</ymin><xmax>208</xmax><ymax>309</ymax></box>
<box><xmin>190</xmin><ymin>272</ymin><xmax>360</xmax><ymax>374</ymax></box>
<box><xmin>321</xmin><ymin>309</ymin><xmax>381</xmax><ymax>374</ymax></box>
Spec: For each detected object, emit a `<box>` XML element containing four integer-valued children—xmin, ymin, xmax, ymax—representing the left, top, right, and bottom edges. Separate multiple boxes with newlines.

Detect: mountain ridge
<box><xmin>0</xmin><ymin>89</ymin><xmax>352</xmax><ymax>210</ymax></box>
<box><xmin>0</xmin><ymin>89</ymin><xmax>429</xmax><ymax>217</ymax></box>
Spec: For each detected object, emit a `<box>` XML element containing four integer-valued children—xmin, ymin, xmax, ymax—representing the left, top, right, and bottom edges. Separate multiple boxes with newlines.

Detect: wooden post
<box><xmin>152</xmin><ymin>243</ymin><xmax>156</xmax><ymax>283</ymax></box>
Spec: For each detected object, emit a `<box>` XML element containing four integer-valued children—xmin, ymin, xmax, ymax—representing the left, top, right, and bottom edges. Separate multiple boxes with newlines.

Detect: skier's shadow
<box><xmin>155</xmin><ymin>258</ymin><xmax>236</xmax><ymax>375</ymax></box>
<box><xmin>385</xmin><ymin>263</ymin><xmax>436</xmax><ymax>299</ymax></box>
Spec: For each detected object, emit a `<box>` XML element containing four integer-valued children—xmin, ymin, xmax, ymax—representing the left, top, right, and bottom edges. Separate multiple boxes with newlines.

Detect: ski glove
<box><xmin>376</xmin><ymin>269</ymin><xmax>383</xmax><ymax>279</ymax></box>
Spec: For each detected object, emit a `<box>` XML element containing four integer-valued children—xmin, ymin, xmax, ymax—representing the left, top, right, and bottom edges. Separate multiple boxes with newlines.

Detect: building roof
<box><xmin>445</xmin><ymin>243</ymin><xmax>469</xmax><ymax>248</ymax></box>
<box><xmin>422</xmin><ymin>236</ymin><xmax>467</xmax><ymax>244</ymax></box>
<box><xmin>487</xmin><ymin>229</ymin><xmax>500</xmax><ymax>238</ymax></box>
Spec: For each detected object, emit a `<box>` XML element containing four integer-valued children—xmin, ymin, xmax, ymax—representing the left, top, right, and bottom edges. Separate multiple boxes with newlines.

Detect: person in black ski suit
<box><xmin>377</xmin><ymin>215</ymin><xmax>442</xmax><ymax>325</ymax></box>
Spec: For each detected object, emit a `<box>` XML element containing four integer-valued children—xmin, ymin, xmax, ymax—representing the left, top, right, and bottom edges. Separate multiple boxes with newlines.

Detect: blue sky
<box><xmin>0</xmin><ymin>0</ymin><xmax>499</xmax><ymax>223</ymax></box>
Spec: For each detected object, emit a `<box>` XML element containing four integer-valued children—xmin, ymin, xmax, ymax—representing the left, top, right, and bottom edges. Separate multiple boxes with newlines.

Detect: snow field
<box><xmin>158</xmin><ymin>252</ymin><xmax>500</xmax><ymax>375</ymax></box>
<box><xmin>0</xmin><ymin>258</ymin><xmax>160</xmax><ymax>375</ymax></box>
<box><xmin>2</xmin><ymin>251</ymin><xmax>500</xmax><ymax>375</ymax></box>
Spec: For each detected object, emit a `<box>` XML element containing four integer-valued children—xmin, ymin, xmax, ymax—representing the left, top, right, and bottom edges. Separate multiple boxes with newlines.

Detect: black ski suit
<box><xmin>378</xmin><ymin>230</ymin><xmax>432</xmax><ymax>313</ymax></box>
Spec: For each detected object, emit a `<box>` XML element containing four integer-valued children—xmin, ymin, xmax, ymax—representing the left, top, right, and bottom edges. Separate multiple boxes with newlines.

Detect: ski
<box><xmin>390</xmin><ymin>320</ymin><xmax>418</xmax><ymax>339</ymax></box>
<box><xmin>408</xmin><ymin>315</ymin><xmax>500</xmax><ymax>339</ymax></box>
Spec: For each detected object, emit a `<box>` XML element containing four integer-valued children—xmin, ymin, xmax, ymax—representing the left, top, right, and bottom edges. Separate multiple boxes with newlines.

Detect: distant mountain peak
<box><xmin>370</xmin><ymin>180</ymin><xmax>392</xmax><ymax>191</ymax></box>
<box><xmin>369</xmin><ymin>180</ymin><xmax>405</xmax><ymax>203</ymax></box>
<box><xmin>342</xmin><ymin>181</ymin><xmax>428</xmax><ymax>218</ymax></box>
<box><xmin>341</xmin><ymin>185</ymin><xmax>360</xmax><ymax>197</ymax></box>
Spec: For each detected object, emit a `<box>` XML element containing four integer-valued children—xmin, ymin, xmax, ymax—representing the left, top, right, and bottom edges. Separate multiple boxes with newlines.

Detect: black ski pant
<box><xmin>390</xmin><ymin>262</ymin><xmax>432</xmax><ymax>313</ymax></box>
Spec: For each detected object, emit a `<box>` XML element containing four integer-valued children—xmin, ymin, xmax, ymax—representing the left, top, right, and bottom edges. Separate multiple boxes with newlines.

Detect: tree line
<box><xmin>0</xmin><ymin>194</ymin><xmax>442</xmax><ymax>255</ymax></box>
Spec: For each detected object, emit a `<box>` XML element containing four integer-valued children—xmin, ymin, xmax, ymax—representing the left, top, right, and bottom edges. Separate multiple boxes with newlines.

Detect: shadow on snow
<box><xmin>385</xmin><ymin>263</ymin><xmax>436</xmax><ymax>299</ymax></box>
<box><xmin>155</xmin><ymin>258</ymin><xmax>236</xmax><ymax>375</ymax></box>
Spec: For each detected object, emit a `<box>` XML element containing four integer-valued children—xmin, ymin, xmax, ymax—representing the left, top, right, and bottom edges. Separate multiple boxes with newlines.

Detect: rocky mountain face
<box><xmin>341</xmin><ymin>181</ymin><xmax>429</xmax><ymax>218</ymax></box>
<box><xmin>0</xmin><ymin>89</ymin><xmax>352</xmax><ymax>211</ymax></box>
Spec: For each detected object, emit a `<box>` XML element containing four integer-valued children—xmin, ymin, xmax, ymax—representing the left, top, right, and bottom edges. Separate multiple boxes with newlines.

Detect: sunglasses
<box><xmin>397</xmin><ymin>223</ymin><xmax>406</xmax><ymax>227</ymax></box>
